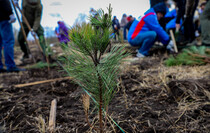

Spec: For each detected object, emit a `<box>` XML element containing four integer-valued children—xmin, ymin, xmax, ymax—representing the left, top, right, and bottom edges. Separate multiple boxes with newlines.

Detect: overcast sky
<box><xmin>13</xmin><ymin>0</ymin><xmax>150</xmax><ymax>29</ymax></box>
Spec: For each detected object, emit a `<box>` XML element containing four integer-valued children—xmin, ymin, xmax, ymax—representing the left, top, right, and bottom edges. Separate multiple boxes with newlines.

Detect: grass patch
<box><xmin>165</xmin><ymin>46</ymin><xmax>210</xmax><ymax>66</ymax></box>
<box><xmin>27</xmin><ymin>61</ymin><xmax>57</xmax><ymax>69</ymax></box>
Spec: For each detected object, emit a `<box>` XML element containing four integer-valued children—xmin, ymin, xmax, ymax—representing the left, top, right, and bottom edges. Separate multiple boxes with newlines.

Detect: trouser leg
<box><xmin>0</xmin><ymin>21</ymin><xmax>16</xmax><ymax>69</ymax></box>
<box><xmin>0</xmin><ymin>33</ymin><xmax>3</xmax><ymax>69</ymax></box>
<box><xmin>200</xmin><ymin>1</ymin><xmax>210</xmax><ymax>45</ymax></box>
<box><xmin>123</xmin><ymin>27</ymin><xmax>127</xmax><ymax>40</ymax></box>
<box><xmin>130</xmin><ymin>31</ymin><xmax>157</xmax><ymax>56</ymax></box>
<box><xmin>18</xmin><ymin>23</ymin><xmax>29</xmax><ymax>56</ymax></box>
<box><xmin>139</xmin><ymin>31</ymin><xmax>157</xmax><ymax>55</ymax></box>
<box><xmin>36</xmin><ymin>25</ymin><xmax>46</xmax><ymax>55</ymax></box>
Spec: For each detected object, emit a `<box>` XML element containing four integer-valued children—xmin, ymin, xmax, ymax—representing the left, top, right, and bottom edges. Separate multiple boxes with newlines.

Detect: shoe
<box><xmin>136</xmin><ymin>52</ymin><xmax>145</xmax><ymax>58</ymax></box>
<box><xmin>21</xmin><ymin>54</ymin><xmax>29</xmax><ymax>61</ymax></box>
<box><xmin>0</xmin><ymin>68</ymin><xmax>7</xmax><ymax>73</ymax></box>
<box><xmin>136</xmin><ymin>49</ymin><xmax>138</xmax><ymax>53</ymax></box>
<box><xmin>7</xmin><ymin>67</ymin><xmax>26</xmax><ymax>72</ymax></box>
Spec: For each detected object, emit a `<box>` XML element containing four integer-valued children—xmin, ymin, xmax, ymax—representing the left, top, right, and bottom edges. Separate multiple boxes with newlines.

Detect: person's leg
<box><xmin>123</xmin><ymin>27</ymin><xmax>127</xmax><ymax>40</ymax></box>
<box><xmin>36</xmin><ymin>25</ymin><xmax>46</xmax><ymax>55</ymax></box>
<box><xmin>184</xmin><ymin>0</ymin><xmax>199</xmax><ymax>43</ymax></box>
<box><xmin>114</xmin><ymin>30</ymin><xmax>117</xmax><ymax>40</ymax></box>
<box><xmin>18</xmin><ymin>23</ymin><xmax>29</xmax><ymax>57</ymax></box>
<box><xmin>130</xmin><ymin>31</ymin><xmax>157</xmax><ymax>56</ymax></box>
<box><xmin>200</xmin><ymin>1</ymin><xmax>210</xmax><ymax>45</ymax></box>
<box><xmin>184</xmin><ymin>16</ymin><xmax>194</xmax><ymax>42</ymax></box>
<box><xmin>139</xmin><ymin>31</ymin><xmax>157</xmax><ymax>55</ymax></box>
<box><xmin>189</xmin><ymin>0</ymin><xmax>198</xmax><ymax>41</ymax></box>
<box><xmin>0</xmin><ymin>31</ymin><xmax>3</xmax><ymax>70</ymax></box>
<box><xmin>0</xmin><ymin>21</ymin><xmax>16</xmax><ymax>69</ymax></box>
<box><xmin>117</xmin><ymin>30</ymin><xmax>120</xmax><ymax>41</ymax></box>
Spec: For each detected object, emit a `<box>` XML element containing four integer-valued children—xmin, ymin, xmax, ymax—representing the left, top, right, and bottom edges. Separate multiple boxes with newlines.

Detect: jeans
<box><xmin>129</xmin><ymin>31</ymin><xmax>157</xmax><ymax>56</ymax></box>
<box><xmin>0</xmin><ymin>20</ymin><xmax>16</xmax><ymax>69</ymax></box>
<box><xmin>123</xmin><ymin>27</ymin><xmax>127</xmax><ymax>40</ymax></box>
<box><xmin>113</xmin><ymin>29</ymin><xmax>119</xmax><ymax>40</ymax></box>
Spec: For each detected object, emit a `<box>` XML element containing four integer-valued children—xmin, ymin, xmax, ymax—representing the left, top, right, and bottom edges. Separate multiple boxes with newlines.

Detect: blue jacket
<box><xmin>165</xmin><ymin>9</ymin><xmax>182</xmax><ymax>30</ymax></box>
<box><xmin>165</xmin><ymin>9</ymin><xmax>177</xmax><ymax>30</ymax></box>
<box><xmin>128</xmin><ymin>8</ymin><xmax>170</xmax><ymax>45</ymax></box>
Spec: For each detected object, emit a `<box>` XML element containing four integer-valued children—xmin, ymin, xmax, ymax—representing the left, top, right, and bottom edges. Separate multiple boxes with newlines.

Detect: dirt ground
<box><xmin>0</xmin><ymin>43</ymin><xmax>210</xmax><ymax>133</ymax></box>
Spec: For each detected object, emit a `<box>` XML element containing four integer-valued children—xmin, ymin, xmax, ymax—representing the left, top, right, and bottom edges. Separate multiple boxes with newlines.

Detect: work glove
<box><xmin>9</xmin><ymin>14</ymin><xmax>16</xmax><ymax>23</ymax></box>
<box><xmin>166</xmin><ymin>40</ymin><xmax>174</xmax><ymax>52</ymax></box>
<box><xmin>31</xmin><ymin>29</ymin><xmax>37</xmax><ymax>36</ymax></box>
<box><xmin>13</xmin><ymin>0</ymin><xmax>19</xmax><ymax>7</ymax></box>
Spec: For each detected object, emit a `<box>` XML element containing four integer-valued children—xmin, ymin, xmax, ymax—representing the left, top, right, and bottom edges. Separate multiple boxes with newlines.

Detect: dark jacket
<box><xmin>22</xmin><ymin>0</ymin><xmax>43</xmax><ymax>31</ymax></box>
<box><xmin>0</xmin><ymin>0</ymin><xmax>13</xmax><ymax>21</ymax></box>
<box><xmin>112</xmin><ymin>17</ymin><xmax>120</xmax><ymax>31</ymax></box>
<box><xmin>175</xmin><ymin>0</ymin><xmax>186</xmax><ymax>24</ymax></box>
<box><xmin>126</xmin><ymin>19</ymin><xmax>134</xmax><ymax>31</ymax></box>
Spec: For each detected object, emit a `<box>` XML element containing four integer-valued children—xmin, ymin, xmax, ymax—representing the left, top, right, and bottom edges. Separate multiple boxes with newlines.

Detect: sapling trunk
<box><xmin>98</xmin><ymin>73</ymin><xmax>103</xmax><ymax>133</ymax></box>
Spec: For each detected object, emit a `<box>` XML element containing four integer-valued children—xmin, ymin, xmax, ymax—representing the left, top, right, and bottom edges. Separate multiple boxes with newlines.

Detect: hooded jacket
<box><xmin>128</xmin><ymin>3</ymin><xmax>169</xmax><ymax>45</ymax></box>
<box><xmin>0</xmin><ymin>0</ymin><xmax>13</xmax><ymax>21</ymax></box>
<box><xmin>22</xmin><ymin>0</ymin><xmax>42</xmax><ymax>31</ymax></box>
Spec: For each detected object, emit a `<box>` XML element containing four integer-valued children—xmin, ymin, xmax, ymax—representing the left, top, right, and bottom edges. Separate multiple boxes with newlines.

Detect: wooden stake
<box><xmin>14</xmin><ymin>77</ymin><xmax>72</xmax><ymax>88</ymax></box>
<box><xmin>49</xmin><ymin>99</ymin><xmax>57</xmax><ymax>133</ymax></box>
<box><xmin>169</xmin><ymin>30</ymin><xmax>178</xmax><ymax>53</ymax></box>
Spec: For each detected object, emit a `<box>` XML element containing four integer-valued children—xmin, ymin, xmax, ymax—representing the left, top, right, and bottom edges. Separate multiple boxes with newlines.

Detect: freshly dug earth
<box><xmin>0</xmin><ymin>44</ymin><xmax>210</xmax><ymax>133</ymax></box>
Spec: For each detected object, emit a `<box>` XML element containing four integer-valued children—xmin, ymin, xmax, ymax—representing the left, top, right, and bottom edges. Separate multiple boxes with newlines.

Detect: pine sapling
<box><xmin>60</xmin><ymin>5</ymin><xmax>128</xmax><ymax>132</ymax></box>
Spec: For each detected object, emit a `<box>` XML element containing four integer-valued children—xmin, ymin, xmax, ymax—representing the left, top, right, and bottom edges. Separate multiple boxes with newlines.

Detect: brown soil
<box><xmin>0</xmin><ymin>43</ymin><xmax>210</xmax><ymax>133</ymax></box>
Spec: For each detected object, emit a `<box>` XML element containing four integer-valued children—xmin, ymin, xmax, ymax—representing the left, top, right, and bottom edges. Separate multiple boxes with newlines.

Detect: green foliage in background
<box><xmin>165</xmin><ymin>46</ymin><xmax>210</xmax><ymax>66</ymax></box>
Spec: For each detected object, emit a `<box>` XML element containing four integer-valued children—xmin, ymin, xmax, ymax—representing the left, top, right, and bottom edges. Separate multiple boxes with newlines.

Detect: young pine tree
<box><xmin>60</xmin><ymin>5</ymin><xmax>128</xmax><ymax>132</ymax></box>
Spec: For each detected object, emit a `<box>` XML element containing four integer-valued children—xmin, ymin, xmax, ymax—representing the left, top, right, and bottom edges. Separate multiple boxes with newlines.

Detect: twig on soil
<box><xmin>49</xmin><ymin>99</ymin><xmax>57</xmax><ymax>133</ymax></box>
<box><xmin>0</xmin><ymin>106</ymin><xmax>16</xmax><ymax>123</ymax></box>
<box><xmin>82</xmin><ymin>94</ymin><xmax>99</xmax><ymax>131</ymax></box>
<box><xmin>119</xmin><ymin>77</ymin><xmax>128</xmax><ymax>109</ymax></box>
<box><xmin>175</xmin><ymin>108</ymin><xmax>187</xmax><ymax>124</ymax></box>
<box><xmin>14</xmin><ymin>77</ymin><xmax>72</xmax><ymax>88</ymax></box>
<box><xmin>159</xmin><ymin>70</ymin><xmax>171</xmax><ymax>93</ymax></box>
<box><xmin>106</xmin><ymin>113</ymin><xmax>117</xmax><ymax>133</ymax></box>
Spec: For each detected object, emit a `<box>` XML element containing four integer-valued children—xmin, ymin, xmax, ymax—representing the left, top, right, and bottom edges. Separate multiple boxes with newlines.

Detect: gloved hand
<box><xmin>9</xmin><ymin>14</ymin><xmax>16</xmax><ymax>23</ymax></box>
<box><xmin>13</xmin><ymin>0</ymin><xmax>19</xmax><ymax>7</ymax></box>
<box><xmin>31</xmin><ymin>29</ymin><xmax>37</xmax><ymax>36</ymax></box>
<box><xmin>166</xmin><ymin>40</ymin><xmax>174</xmax><ymax>52</ymax></box>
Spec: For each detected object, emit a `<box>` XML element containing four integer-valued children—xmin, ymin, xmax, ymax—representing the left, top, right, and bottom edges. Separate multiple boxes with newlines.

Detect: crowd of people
<box><xmin>0</xmin><ymin>0</ymin><xmax>210</xmax><ymax>73</ymax></box>
<box><xmin>113</xmin><ymin>0</ymin><xmax>209</xmax><ymax>58</ymax></box>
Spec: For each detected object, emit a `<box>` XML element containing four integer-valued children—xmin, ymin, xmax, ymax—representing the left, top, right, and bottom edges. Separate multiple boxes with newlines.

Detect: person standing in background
<box><xmin>112</xmin><ymin>16</ymin><xmax>120</xmax><ymax>41</ymax></box>
<box><xmin>120</xmin><ymin>14</ymin><xmax>128</xmax><ymax>40</ymax></box>
<box><xmin>174</xmin><ymin>0</ymin><xmax>199</xmax><ymax>44</ymax></box>
<box><xmin>55</xmin><ymin>21</ymin><xmax>70</xmax><ymax>45</ymax></box>
<box><xmin>14</xmin><ymin>0</ymin><xmax>47</xmax><ymax>61</ymax></box>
